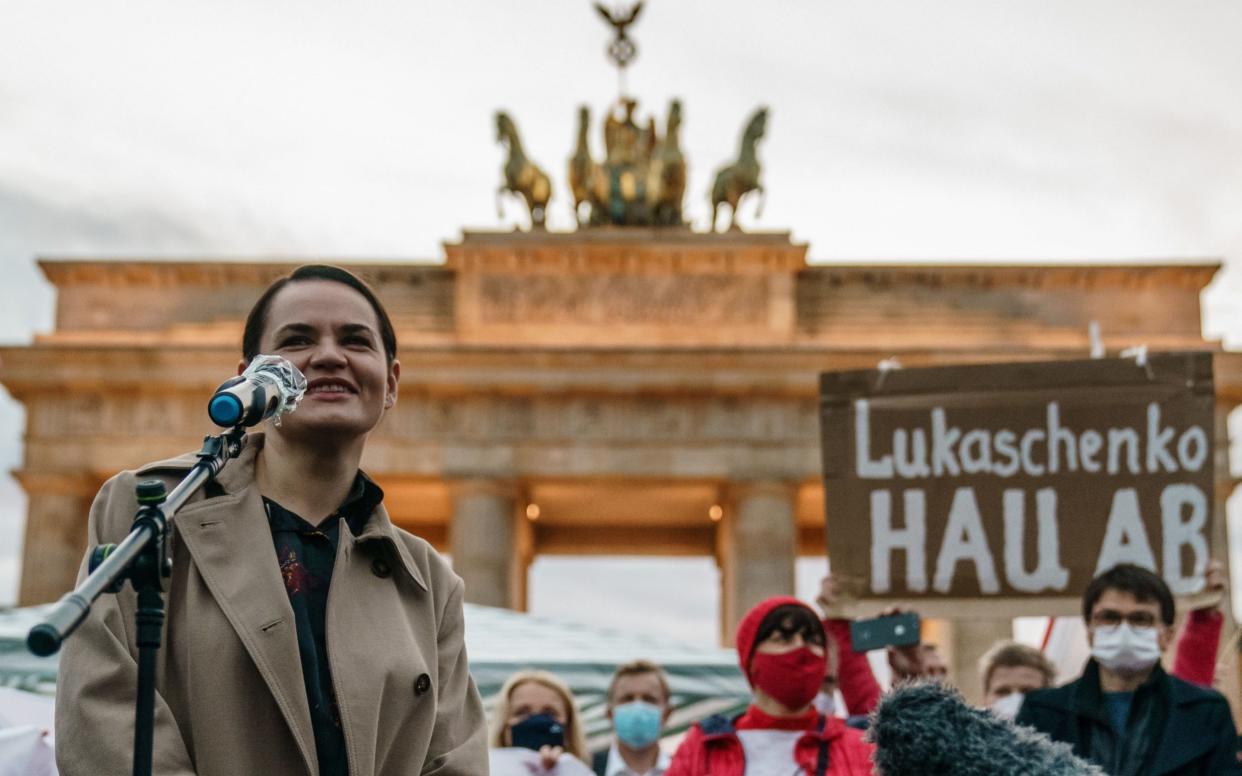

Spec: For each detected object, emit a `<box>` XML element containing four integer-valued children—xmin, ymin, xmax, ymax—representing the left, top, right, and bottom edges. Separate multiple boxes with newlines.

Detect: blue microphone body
<box><xmin>207</xmin><ymin>355</ymin><xmax>306</xmax><ymax>428</ymax></box>
<box><xmin>208</xmin><ymin>375</ymin><xmax>277</xmax><ymax>427</ymax></box>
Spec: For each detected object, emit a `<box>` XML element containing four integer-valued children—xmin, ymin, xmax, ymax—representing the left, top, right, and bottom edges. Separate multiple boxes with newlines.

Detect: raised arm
<box><xmin>823</xmin><ymin>618</ymin><xmax>882</xmax><ymax>715</ymax></box>
<box><xmin>1172</xmin><ymin>560</ymin><xmax>1226</xmax><ymax>688</ymax></box>
<box><xmin>817</xmin><ymin>574</ymin><xmax>882</xmax><ymax>715</ymax></box>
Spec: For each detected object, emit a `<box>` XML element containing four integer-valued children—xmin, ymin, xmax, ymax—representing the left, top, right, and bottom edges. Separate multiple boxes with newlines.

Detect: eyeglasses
<box><xmin>1089</xmin><ymin>609</ymin><xmax>1158</xmax><ymax>628</ymax></box>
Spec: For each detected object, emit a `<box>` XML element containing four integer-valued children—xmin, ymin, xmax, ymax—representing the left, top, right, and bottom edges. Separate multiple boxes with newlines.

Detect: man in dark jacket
<box><xmin>1016</xmin><ymin>564</ymin><xmax>1238</xmax><ymax>775</ymax></box>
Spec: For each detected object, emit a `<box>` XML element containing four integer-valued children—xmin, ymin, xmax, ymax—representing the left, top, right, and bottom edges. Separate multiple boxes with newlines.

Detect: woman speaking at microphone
<box><xmin>56</xmin><ymin>265</ymin><xmax>488</xmax><ymax>775</ymax></box>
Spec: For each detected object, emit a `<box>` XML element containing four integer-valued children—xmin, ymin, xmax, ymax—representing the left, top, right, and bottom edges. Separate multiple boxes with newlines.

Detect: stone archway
<box><xmin>3</xmin><ymin>231</ymin><xmax>1240</xmax><ymax>699</ymax></box>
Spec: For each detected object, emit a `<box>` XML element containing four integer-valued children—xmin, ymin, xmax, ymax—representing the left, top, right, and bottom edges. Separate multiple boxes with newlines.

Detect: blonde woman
<box><xmin>489</xmin><ymin>670</ymin><xmax>592</xmax><ymax>774</ymax></box>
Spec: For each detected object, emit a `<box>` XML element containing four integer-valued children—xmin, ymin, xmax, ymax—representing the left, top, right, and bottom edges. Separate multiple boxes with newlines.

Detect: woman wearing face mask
<box><xmin>489</xmin><ymin>670</ymin><xmax>594</xmax><ymax>775</ymax></box>
<box><xmin>666</xmin><ymin>597</ymin><xmax>874</xmax><ymax>776</ymax></box>
<box><xmin>55</xmin><ymin>266</ymin><xmax>488</xmax><ymax>776</ymax></box>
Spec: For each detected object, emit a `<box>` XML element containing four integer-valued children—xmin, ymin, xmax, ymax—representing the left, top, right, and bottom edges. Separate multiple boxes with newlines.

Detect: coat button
<box><xmin>371</xmin><ymin>557</ymin><xmax>391</xmax><ymax>578</ymax></box>
<box><xmin>414</xmin><ymin>673</ymin><xmax>431</xmax><ymax>696</ymax></box>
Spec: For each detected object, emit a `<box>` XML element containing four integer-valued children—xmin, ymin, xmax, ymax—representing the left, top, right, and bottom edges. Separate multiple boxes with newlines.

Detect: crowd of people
<box><xmin>489</xmin><ymin>564</ymin><xmax>1239</xmax><ymax>775</ymax></box>
<box><xmin>51</xmin><ymin>265</ymin><xmax>1242</xmax><ymax>776</ymax></box>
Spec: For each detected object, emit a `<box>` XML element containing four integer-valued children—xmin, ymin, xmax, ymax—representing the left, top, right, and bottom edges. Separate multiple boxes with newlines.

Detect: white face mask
<box><xmin>988</xmin><ymin>692</ymin><xmax>1024</xmax><ymax>720</ymax></box>
<box><xmin>812</xmin><ymin>690</ymin><xmax>836</xmax><ymax>716</ymax></box>
<box><xmin>1091</xmin><ymin>623</ymin><xmax>1162</xmax><ymax>674</ymax></box>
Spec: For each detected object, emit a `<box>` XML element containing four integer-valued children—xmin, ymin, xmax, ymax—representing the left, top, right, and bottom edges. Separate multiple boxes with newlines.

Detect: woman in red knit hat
<box><xmin>666</xmin><ymin>596</ymin><xmax>874</xmax><ymax>776</ymax></box>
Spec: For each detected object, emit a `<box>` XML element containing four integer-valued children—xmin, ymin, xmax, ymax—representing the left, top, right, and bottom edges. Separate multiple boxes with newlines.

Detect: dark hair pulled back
<box><xmin>241</xmin><ymin>265</ymin><xmax>397</xmax><ymax>364</ymax></box>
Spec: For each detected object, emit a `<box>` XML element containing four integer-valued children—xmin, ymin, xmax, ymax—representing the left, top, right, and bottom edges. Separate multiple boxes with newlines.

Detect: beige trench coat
<box><xmin>55</xmin><ymin>434</ymin><xmax>489</xmax><ymax>776</ymax></box>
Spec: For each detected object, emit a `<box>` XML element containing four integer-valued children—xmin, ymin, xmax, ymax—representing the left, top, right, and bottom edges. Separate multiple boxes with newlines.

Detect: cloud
<box><xmin>0</xmin><ymin>184</ymin><xmax>212</xmax><ymax>257</ymax></box>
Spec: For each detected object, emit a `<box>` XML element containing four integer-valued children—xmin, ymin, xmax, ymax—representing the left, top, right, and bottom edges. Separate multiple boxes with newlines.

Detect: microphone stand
<box><xmin>27</xmin><ymin>425</ymin><xmax>248</xmax><ymax>776</ymax></box>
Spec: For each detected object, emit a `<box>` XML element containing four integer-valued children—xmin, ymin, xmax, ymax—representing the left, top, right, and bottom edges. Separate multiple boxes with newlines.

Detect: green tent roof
<box><xmin>463</xmin><ymin>604</ymin><xmax>751</xmax><ymax>749</ymax></box>
<box><xmin>0</xmin><ymin>603</ymin><xmax>751</xmax><ymax>750</ymax></box>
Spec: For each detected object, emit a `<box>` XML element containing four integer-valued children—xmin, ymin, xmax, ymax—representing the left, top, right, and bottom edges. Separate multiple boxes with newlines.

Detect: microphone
<box><xmin>867</xmin><ymin>682</ymin><xmax>1101</xmax><ymax>776</ymax></box>
<box><xmin>207</xmin><ymin>355</ymin><xmax>307</xmax><ymax>428</ymax></box>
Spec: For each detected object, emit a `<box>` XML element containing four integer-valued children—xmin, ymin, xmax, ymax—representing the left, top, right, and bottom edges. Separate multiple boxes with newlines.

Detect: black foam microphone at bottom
<box><xmin>867</xmin><ymin>682</ymin><xmax>1103</xmax><ymax>776</ymax></box>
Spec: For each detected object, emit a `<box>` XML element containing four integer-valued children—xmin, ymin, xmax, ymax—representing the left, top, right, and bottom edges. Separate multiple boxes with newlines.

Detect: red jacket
<box><xmin>824</xmin><ymin>618</ymin><xmax>882</xmax><ymax>716</ymax></box>
<box><xmin>665</xmin><ymin>712</ymin><xmax>874</xmax><ymax>776</ymax></box>
<box><xmin>1173</xmin><ymin>608</ymin><xmax>1223</xmax><ymax>687</ymax></box>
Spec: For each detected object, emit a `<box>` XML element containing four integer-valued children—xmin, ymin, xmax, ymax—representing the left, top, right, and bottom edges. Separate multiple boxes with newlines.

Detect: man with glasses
<box><xmin>1016</xmin><ymin>563</ymin><xmax>1238</xmax><ymax>775</ymax></box>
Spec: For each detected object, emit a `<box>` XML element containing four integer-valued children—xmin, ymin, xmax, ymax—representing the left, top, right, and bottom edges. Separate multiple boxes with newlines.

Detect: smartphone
<box><xmin>850</xmin><ymin>612</ymin><xmax>921</xmax><ymax>652</ymax></box>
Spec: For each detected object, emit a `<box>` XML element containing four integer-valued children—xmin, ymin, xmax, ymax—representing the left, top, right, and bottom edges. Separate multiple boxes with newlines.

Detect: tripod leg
<box><xmin>132</xmin><ymin>587</ymin><xmax>164</xmax><ymax>776</ymax></box>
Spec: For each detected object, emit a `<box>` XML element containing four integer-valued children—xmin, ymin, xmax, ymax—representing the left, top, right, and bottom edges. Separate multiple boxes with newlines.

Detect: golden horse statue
<box><xmin>710</xmin><ymin>106</ymin><xmax>768</xmax><ymax>232</ymax></box>
<box><xmin>495</xmin><ymin>111</ymin><xmax>551</xmax><ymax>229</ymax></box>
<box><xmin>647</xmin><ymin>99</ymin><xmax>685</xmax><ymax>226</ymax></box>
<box><xmin>568</xmin><ymin>105</ymin><xmax>607</xmax><ymax>226</ymax></box>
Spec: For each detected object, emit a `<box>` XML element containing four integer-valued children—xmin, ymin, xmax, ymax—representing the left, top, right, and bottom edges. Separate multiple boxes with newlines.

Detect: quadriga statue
<box><xmin>567</xmin><ymin>98</ymin><xmax>686</xmax><ymax>228</ymax></box>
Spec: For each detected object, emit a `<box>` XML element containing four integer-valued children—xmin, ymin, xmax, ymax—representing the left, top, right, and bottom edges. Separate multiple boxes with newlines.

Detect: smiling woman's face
<box><xmin>246</xmin><ymin>279</ymin><xmax>399</xmax><ymax>443</ymax></box>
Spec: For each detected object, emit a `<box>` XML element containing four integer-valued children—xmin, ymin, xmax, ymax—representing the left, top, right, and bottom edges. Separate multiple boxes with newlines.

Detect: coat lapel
<box><xmin>171</xmin><ymin>436</ymin><xmax>318</xmax><ymax>776</ymax></box>
<box><xmin>353</xmin><ymin>504</ymin><xmax>427</xmax><ymax>591</ymax></box>
<box><xmin>1146</xmin><ymin>687</ymin><xmax>1215</xmax><ymax>775</ymax></box>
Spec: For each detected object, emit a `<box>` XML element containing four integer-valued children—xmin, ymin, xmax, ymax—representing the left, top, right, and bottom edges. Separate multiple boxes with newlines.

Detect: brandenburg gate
<box><xmin>4</xmin><ymin>233</ymin><xmax>1240</xmax><ymax>687</ymax></box>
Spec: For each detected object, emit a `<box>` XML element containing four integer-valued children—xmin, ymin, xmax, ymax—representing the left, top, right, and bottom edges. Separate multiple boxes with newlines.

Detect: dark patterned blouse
<box><xmin>264</xmin><ymin>473</ymin><xmax>383</xmax><ymax>776</ymax></box>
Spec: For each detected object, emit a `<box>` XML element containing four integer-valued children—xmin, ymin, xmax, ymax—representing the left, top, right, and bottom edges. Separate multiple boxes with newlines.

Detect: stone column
<box><xmin>718</xmin><ymin>480</ymin><xmax>797</xmax><ymax>646</ymax></box>
<box><xmin>449</xmin><ymin>479</ymin><xmax>522</xmax><ymax>609</ymax></box>
<box><xmin>17</xmin><ymin>471</ymin><xmax>98</xmax><ymax>605</ymax></box>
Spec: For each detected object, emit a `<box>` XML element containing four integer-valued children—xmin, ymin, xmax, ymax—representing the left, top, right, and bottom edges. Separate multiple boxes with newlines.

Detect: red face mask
<box><xmin>749</xmin><ymin>647</ymin><xmax>826</xmax><ymax>711</ymax></box>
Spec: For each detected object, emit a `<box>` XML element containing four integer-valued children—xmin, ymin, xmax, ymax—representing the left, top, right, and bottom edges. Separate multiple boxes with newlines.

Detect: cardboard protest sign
<box><xmin>819</xmin><ymin>353</ymin><xmax>1214</xmax><ymax>617</ymax></box>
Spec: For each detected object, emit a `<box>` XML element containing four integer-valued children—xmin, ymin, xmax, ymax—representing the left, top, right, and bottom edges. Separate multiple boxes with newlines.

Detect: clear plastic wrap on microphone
<box><xmin>207</xmin><ymin>355</ymin><xmax>307</xmax><ymax>428</ymax></box>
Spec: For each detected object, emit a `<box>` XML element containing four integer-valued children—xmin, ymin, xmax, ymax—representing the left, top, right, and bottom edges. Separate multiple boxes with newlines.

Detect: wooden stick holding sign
<box><xmin>818</xmin><ymin>352</ymin><xmax>1216</xmax><ymax>619</ymax></box>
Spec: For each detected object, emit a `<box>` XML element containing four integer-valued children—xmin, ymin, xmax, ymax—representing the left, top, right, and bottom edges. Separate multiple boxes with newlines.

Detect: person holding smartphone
<box><xmin>815</xmin><ymin>573</ymin><xmax>936</xmax><ymax>720</ymax></box>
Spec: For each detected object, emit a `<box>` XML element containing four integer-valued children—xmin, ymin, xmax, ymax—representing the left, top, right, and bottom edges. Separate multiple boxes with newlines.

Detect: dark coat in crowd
<box><xmin>1016</xmin><ymin>660</ymin><xmax>1239</xmax><ymax>776</ymax></box>
<box><xmin>868</xmin><ymin>682</ymin><xmax>1103</xmax><ymax>776</ymax></box>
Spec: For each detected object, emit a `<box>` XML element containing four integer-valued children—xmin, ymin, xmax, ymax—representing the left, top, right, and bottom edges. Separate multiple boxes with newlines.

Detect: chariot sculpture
<box><xmin>567</xmin><ymin>97</ymin><xmax>685</xmax><ymax>227</ymax></box>
<box><xmin>490</xmin><ymin>3</ymin><xmax>770</xmax><ymax>233</ymax></box>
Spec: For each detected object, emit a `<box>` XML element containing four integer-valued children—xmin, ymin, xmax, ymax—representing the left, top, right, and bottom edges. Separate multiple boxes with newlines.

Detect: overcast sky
<box><xmin>1</xmin><ymin>0</ymin><xmax>1241</xmax><ymax>643</ymax></box>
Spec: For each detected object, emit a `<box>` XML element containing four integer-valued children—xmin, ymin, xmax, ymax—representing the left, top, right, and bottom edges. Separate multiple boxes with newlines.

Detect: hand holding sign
<box><xmin>1182</xmin><ymin>558</ymin><xmax>1227</xmax><ymax>612</ymax></box>
<box><xmin>816</xmin><ymin>570</ymin><xmax>871</xmax><ymax>618</ymax></box>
